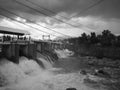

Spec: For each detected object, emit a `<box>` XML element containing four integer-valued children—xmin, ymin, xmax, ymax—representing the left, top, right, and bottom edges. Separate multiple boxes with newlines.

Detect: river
<box><xmin>0</xmin><ymin>50</ymin><xmax>109</xmax><ymax>90</ymax></box>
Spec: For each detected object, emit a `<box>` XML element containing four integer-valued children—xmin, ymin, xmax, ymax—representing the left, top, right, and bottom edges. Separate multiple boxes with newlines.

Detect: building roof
<box><xmin>0</xmin><ymin>26</ymin><xmax>30</xmax><ymax>35</ymax></box>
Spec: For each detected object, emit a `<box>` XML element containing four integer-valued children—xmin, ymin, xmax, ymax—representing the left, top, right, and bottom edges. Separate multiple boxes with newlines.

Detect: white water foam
<box><xmin>0</xmin><ymin>58</ymin><xmax>26</xmax><ymax>85</ymax></box>
<box><xmin>38</xmin><ymin>58</ymin><xmax>52</xmax><ymax>69</ymax></box>
<box><xmin>0</xmin><ymin>56</ymin><xmax>107</xmax><ymax>90</ymax></box>
<box><xmin>0</xmin><ymin>56</ymin><xmax>54</xmax><ymax>87</ymax></box>
<box><xmin>19</xmin><ymin>57</ymin><xmax>43</xmax><ymax>76</ymax></box>
<box><xmin>55</xmin><ymin>49</ymin><xmax>74</xmax><ymax>58</ymax></box>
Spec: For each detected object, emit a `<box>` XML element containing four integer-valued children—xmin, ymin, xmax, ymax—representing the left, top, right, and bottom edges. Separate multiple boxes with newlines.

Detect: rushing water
<box><xmin>0</xmin><ymin>50</ymin><xmax>108</xmax><ymax>90</ymax></box>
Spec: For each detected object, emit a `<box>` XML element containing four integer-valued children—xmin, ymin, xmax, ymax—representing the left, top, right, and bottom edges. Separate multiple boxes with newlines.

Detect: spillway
<box><xmin>0</xmin><ymin>50</ymin><xmax>109</xmax><ymax>90</ymax></box>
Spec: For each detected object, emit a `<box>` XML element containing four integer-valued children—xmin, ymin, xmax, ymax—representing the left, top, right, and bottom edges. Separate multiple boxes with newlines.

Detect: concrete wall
<box><xmin>19</xmin><ymin>43</ymin><xmax>36</xmax><ymax>59</ymax></box>
<box><xmin>1</xmin><ymin>43</ymin><xmax>37</xmax><ymax>64</ymax></box>
<box><xmin>2</xmin><ymin>44</ymin><xmax>19</xmax><ymax>63</ymax></box>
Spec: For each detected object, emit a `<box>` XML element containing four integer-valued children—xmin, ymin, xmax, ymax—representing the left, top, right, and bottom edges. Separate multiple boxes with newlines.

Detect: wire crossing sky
<box><xmin>0</xmin><ymin>9</ymin><xmax>58</xmax><ymax>37</ymax></box>
<box><xmin>0</xmin><ymin>13</ymin><xmax>55</xmax><ymax>37</ymax></box>
<box><xmin>1</xmin><ymin>6</ymin><xmax>71</xmax><ymax>37</ymax></box>
<box><xmin>13</xmin><ymin>0</ymin><xmax>91</xmax><ymax>33</ymax></box>
<box><xmin>69</xmin><ymin>0</ymin><xmax>105</xmax><ymax>18</ymax></box>
<box><xmin>0</xmin><ymin>0</ymin><xmax>120</xmax><ymax>39</ymax></box>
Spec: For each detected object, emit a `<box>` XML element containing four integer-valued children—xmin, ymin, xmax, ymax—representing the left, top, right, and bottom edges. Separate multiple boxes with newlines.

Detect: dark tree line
<box><xmin>66</xmin><ymin>30</ymin><xmax>120</xmax><ymax>47</ymax></box>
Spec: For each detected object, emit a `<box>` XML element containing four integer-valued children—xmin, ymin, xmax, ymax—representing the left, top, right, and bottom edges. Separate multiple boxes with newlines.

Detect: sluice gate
<box><xmin>0</xmin><ymin>42</ymin><xmax>36</xmax><ymax>63</ymax></box>
<box><xmin>0</xmin><ymin>26</ymin><xmax>65</xmax><ymax>64</ymax></box>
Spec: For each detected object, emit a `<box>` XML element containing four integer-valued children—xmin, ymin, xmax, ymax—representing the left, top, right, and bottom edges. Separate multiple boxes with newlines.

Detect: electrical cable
<box><xmin>13</xmin><ymin>0</ymin><xmax>91</xmax><ymax>33</ymax></box>
<box><xmin>11</xmin><ymin>0</ymin><xmax>72</xmax><ymax>37</ymax></box>
<box><xmin>70</xmin><ymin>0</ymin><xmax>104</xmax><ymax>18</ymax></box>
<box><xmin>0</xmin><ymin>10</ymin><xmax>56</xmax><ymax>36</ymax></box>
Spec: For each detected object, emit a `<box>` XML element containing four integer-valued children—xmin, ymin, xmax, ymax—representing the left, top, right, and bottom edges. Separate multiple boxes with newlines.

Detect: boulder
<box><xmin>66</xmin><ymin>88</ymin><xmax>77</xmax><ymax>90</ymax></box>
<box><xmin>94</xmin><ymin>69</ymin><xmax>111</xmax><ymax>78</ymax></box>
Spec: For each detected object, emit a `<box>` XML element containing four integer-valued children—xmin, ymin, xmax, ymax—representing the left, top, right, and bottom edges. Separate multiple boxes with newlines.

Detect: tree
<box><xmin>115</xmin><ymin>35</ymin><xmax>120</xmax><ymax>47</ymax></box>
<box><xmin>90</xmin><ymin>32</ymin><xmax>98</xmax><ymax>44</ymax></box>
<box><xmin>100</xmin><ymin>30</ymin><xmax>115</xmax><ymax>46</ymax></box>
<box><xmin>80</xmin><ymin>33</ymin><xmax>88</xmax><ymax>44</ymax></box>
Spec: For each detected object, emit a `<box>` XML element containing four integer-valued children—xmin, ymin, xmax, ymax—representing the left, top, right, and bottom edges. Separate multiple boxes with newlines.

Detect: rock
<box><xmin>80</xmin><ymin>70</ymin><xmax>87</xmax><ymax>75</ymax></box>
<box><xmin>84</xmin><ymin>78</ymin><xmax>98</xmax><ymax>84</ymax></box>
<box><xmin>66</xmin><ymin>88</ymin><xmax>77</xmax><ymax>90</ymax></box>
<box><xmin>83</xmin><ymin>77</ymin><xmax>101</xmax><ymax>88</ymax></box>
<box><xmin>94</xmin><ymin>69</ymin><xmax>111</xmax><ymax>78</ymax></box>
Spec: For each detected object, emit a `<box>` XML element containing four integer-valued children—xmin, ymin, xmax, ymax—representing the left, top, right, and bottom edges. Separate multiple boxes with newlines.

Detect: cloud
<box><xmin>0</xmin><ymin>18</ymin><xmax>55</xmax><ymax>38</ymax></box>
<box><xmin>0</xmin><ymin>15</ymin><xmax>120</xmax><ymax>38</ymax></box>
<box><xmin>0</xmin><ymin>0</ymin><xmax>120</xmax><ymax>19</ymax></box>
<box><xmin>49</xmin><ymin>16</ymin><xmax>120</xmax><ymax>35</ymax></box>
<box><xmin>0</xmin><ymin>0</ymin><xmax>120</xmax><ymax>38</ymax></box>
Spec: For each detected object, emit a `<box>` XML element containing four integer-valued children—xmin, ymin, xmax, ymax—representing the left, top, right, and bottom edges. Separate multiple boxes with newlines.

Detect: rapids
<box><xmin>0</xmin><ymin>50</ymin><xmax>108</xmax><ymax>90</ymax></box>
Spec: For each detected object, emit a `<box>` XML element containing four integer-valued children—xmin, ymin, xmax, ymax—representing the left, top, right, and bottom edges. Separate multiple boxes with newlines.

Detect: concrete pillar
<box><xmin>20</xmin><ymin>45</ymin><xmax>28</xmax><ymax>57</ymax></box>
<box><xmin>41</xmin><ymin>43</ymin><xmax>45</xmax><ymax>53</ymax></box>
<box><xmin>13</xmin><ymin>44</ymin><xmax>19</xmax><ymax>63</ymax></box>
<box><xmin>20</xmin><ymin>43</ymin><xmax>36</xmax><ymax>60</ymax></box>
<box><xmin>36</xmin><ymin>43</ymin><xmax>42</xmax><ymax>52</ymax></box>
<box><xmin>2</xmin><ymin>44</ymin><xmax>19</xmax><ymax>64</ymax></box>
<box><xmin>51</xmin><ymin>44</ymin><xmax>54</xmax><ymax>49</ymax></box>
<box><xmin>2</xmin><ymin>45</ymin><xmax>12</xmax><ymax>58</ymax></box>
<box><xmin>28</xmin><ymin>43</ymin><xmax>36</xmax><ymax>59</ymax></box>
<box><xmin>0</xmin><ymin>45</ymin><xmax>3</xmax><ymax>58</ymax></box>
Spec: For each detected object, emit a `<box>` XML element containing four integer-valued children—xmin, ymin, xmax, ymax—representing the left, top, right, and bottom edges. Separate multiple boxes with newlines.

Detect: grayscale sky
<box><xmin>0</xmin><ymin>0</ymin><xmax>120</xmax><ymax>39</ymax></box>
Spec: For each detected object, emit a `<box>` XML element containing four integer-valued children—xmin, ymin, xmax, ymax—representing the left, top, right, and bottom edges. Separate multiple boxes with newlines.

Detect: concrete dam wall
<box><xmin>0</xmin><ymin>41</ymin><xmax>61</xmax><ymax>65</ymax></box>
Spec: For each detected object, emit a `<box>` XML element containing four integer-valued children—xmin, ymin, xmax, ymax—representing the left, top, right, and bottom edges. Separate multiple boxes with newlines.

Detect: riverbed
<box><xmin>0</xmin><ymin>55</ymin><xmax>113</xmax><ymax>90</ymax></box>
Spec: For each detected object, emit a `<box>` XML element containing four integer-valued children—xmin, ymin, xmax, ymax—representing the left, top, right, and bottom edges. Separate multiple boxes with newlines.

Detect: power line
<box><xmin>0</xmin><ymin>7</ymin><xmax>67</xmax><ymax>37</ymax></box>
<box><xmin>0</xmin><ymin>10</ymin><xmax>56</xmax><ymax>36</ymax></box>
<box><xmin>10</xmin><ymin>0</ymin><xmax>73</xmax><ymax>37</ymax></box>
<box><xmin>25</xmin><ymin>0</ymin><xmax>69</xmax><ymax>19</ymax></box>
<box><xmin>9</xmin><ymin>19</ymin><xmax>43</xmax><ymax>36</ymax></box>
<box><xmin>13</xmin><ymin>0</ymin><xmax>91</xmax><ymax>33</ymax></box>
<box><xmin>70</xmin><ymin>0</ymin><xmax>104</xmax><ymax>18</ymax></box>
<box><xmin>22</xmin><ymin>0</ymin><xmax>105</xmax><ymax>34</ymax></box>
<box><xmin>23</xmin><ymin>0</ymin><xmax>105</xmax><ymax>34</ymax></box>
<box><xmin>0</xmin><ymin>14</ymin><xmax>46</xmax><ymax>36</ymax></box>
<box><xmin>25</xmin><ymin>0</ymin><xmax>104</xmax><ymax>21</ymax></box>
<box><xmin>0</xmin><ymin>7</ymin><xmax>71</xmax><ymax>38</ymax></box>
<box><xmin>0</xmin><ymin>14</ymin><xmax>55</xmax><ymax>39</ymax></box>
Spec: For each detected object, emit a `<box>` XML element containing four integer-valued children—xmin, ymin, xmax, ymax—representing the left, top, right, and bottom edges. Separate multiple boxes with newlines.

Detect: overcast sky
<box><xmin>0</xmin><ymin>0</ymin><xmax>120</xmax><ymax>39</ymax></box>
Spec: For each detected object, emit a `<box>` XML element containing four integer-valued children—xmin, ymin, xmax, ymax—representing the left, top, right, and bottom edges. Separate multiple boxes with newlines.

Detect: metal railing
<box><xmin>0</xmin><ymin>35</ymin><xmax>32</xmax><ymax>44</ymax></box>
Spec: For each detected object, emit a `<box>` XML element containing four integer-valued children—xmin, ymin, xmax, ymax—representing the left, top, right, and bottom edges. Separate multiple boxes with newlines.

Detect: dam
<box><xmin>0</xmin><ymin>26</ymin><xmax>113</xmax><ymax>90</ymax></box>
<box><xmin>0</xmin><ymin>26</ymin><xmax>64</xmax><ymax>63</ymax></box>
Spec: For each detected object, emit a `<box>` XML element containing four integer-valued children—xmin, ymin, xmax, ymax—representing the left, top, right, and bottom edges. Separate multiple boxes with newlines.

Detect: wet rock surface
<box><xmin>0</xmin><ymin>52</ymin><xmax>120</xmax><ymax>90</ymax></box>
<box><xmin>66</xmin><ymin>87</ymin><xmax>77</xmax><ymax>90</ymax></box>
<box><xmin>54</xmin><ymin>56</ymin><xmax>120</xmax><ymax>90</ymax></box>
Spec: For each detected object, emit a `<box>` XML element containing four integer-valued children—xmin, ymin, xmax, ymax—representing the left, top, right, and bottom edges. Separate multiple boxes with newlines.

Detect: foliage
<box><xmin>65</xmin><ymin>30</ymin><xmax>119</xmax><ymax>47</ymax></box>
<box><xmin>62</xmin><ymin>30</ymin><xmax>120</xmax><ymax>59</ymax></box>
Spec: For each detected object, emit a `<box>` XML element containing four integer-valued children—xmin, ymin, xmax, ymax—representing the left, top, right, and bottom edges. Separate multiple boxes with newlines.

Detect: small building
<box><xmin>0</xmin><ymin>26</ymin><xmax>30</xmax><ymax>42</ymax></box>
